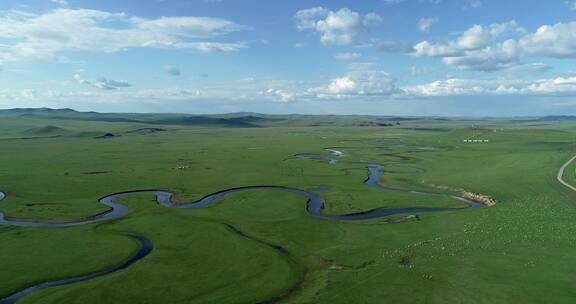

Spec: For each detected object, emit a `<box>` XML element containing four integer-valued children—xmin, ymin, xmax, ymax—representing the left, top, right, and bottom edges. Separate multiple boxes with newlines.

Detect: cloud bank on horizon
<box><xmin>1</xmin><ymin>0</ymin><xmax>576</xmax><ymax>116</ymax></box>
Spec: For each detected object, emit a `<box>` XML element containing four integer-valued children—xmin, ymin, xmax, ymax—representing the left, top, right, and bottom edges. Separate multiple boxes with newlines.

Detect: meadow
<box><xmin>1</xmin><ymin>109</ymin><xmax>576</xmax><ymax>303</ymax></box>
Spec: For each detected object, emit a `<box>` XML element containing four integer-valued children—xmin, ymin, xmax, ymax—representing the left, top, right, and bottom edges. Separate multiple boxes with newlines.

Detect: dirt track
<box><xmin>557</xmin><ymin>155</ymin><xmax>576</xmax><ymax>191</ymax></box>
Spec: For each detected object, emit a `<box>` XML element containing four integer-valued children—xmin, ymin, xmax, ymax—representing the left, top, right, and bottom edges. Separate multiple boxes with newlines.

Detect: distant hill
<box><xmin>0</xmin><ymin>108</ymin><xmax>78</xmax><ymax>116</ymax></box>
<box><xmin>534</xmin><ymin>116</ymin><xmax>576</xmax><ymax>121</ymax></box>
<box><xmin>511</xmin><ymin>116</ymin><xmax>576</xmax><ymax>123</ymax></box>
<box><xmin>3</xmin><ymin>107</ymin><xmax>555</xmax><ymax>129</ymax></box>
<box><xmin>226</xmin><ymin>115</ymin><xmax>284</xmax><ymax>124</ymax></box>
<box><xmin>15</xmin><ymin>108</ymin><xmax>77</xmax><ymax>113</ymax></box>
<box><xmin>0</xmin><ymin>108</ymin><xmax>261</xmax><ymax>128</ymax></box>
<box><xmin>150</xmin><ymin>116</ymin><xmax>259</xmax><ymax>128</ymax></box>
<box><xmin>1</xmin><ymin>108</ymin><xmax>141</xmax><ymax>122</ymax></box>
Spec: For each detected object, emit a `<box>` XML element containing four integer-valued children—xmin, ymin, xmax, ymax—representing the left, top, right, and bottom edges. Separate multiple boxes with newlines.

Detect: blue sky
<box><xmin>1</xmin><ymin>0</ymin><xmax>576</xmax><ymax>116</ymax></box>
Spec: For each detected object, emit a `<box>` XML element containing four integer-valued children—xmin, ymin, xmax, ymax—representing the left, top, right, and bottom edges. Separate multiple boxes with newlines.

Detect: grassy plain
<box><xmin>2</xmin><ymin>109</ymin><xmax>576</xmax><ymax>303</ymax></box>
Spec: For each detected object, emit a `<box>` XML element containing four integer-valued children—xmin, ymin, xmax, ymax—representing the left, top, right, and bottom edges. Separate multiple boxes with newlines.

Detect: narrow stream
<box><xmin>0</xmin><ymin>234</ymin><xmax>152</xmax><ymax>304</ymax></box>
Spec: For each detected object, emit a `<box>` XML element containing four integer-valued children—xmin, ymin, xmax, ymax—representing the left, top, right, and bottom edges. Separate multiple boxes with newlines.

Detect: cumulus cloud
<box><xmin>413</xmin><ymin>20</ymin><xmax>576</xmax><ymax>71</ymax></box>
<box><xmin>440</xmin><ymin>41</ymin><xmax>521</xmax><ymax>71</ymax></box>
<box><xmin>518</xmin><ymin>22</ymin><xmax>576</xmax><ymax>58</ymax></box>
<box><xmin>335</xmin><ymin>52</ymin><xmax>362</xmax><ymax>60</ymax></box>
<box><xmin>414</xmin><ymin>21</ymin><xmax>525</xmax><ymax>58</ymax></box>
<box><xmin>412</xmin><ymin>20</ymin><xmax>559</xmax><ymax>71</ymax></box>
<box><xmin>523</xmin><ymin>76</ymin><xmax>576</xmax><ymax>94</ymax></box>
<box><xmin>294</xmin><ymin>7</ymin><xmax>382</xmax><ymax>45</ymax></box>
<box><xmin>417</xmin><ymin>17</ymin><xmax>438</xmax><ymax>32</ymax></box>
<box><xmin>74</xmin><ymin>74</ymin><xmax>132</xmax><ymax>90</ymax></box>
<box><xmin>327</xmin><ymin>77</ymin><xmax>357</xmax><ymax>94</ymax></box>
<box><xmin>402</xmin><ymin>78</ymin><xmax>515</xmax><ymax>96</ymax></box>
<box><xmin>0</xmin><ymin>8</ymin><xmax>248</xmax><ymax>63</ymax></box>
<box><xmin>402</xmin><ymin>76</ymin><xmax>576</xmax><ymax>97</ymax></box>
<box><xmin>240</xmin><ymin>74</ymin><xmax>576</xmax><ymax>99</ymax></box>
<box><xmin>312</xmin><ymin>69</ymin><xmax>397</xmax><ymax>98</ymax></box>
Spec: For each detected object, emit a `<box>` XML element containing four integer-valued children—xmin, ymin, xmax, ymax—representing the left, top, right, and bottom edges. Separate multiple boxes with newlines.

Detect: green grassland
<box><xmin>2</xmin><ymin>109</ymin><xmax>576</xmax><ymax>303</ymax></box>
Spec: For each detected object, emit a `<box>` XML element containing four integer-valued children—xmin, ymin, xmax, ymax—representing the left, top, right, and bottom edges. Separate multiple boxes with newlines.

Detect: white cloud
<box><xmin>411</xmin><ymin>20</ymin><xmax>550</xmax><ymax>71</ymax></box>
<box><xmin>8</xmin><ymin>72</ymin><xmax>576</xmax><ymax>109</ymax></box>
<box><xmin>414</xmin><ymin>21</ymin><xmax>525</xmax><ymax>58</ymax></box>
<box><xmin>506</xmin><ymin>63</ymin><xmax>551</xmax><ymax>73</ymax></box>
<box><xmin>131</xmin><ymin>16</ymin><xmax>245</xmax><ymax>38</ymax></box>
<box><xmin>295</xmin><ymin>7</ymin><xmax>329</xmax><ymax>30</ymax></box>
<box><xmin>312</xmin><ymin>69</ymin><xmax>397</xmax><ymax>98</ymax></box>
<box><xmin>334</xmin><ymin>52</ymin><xmax>362</xmax><ymax>60</ymax></box>
<box><xmin>440</xmin><ymin>40</ymin><xmax>521</xmax><ymax>71</ymax></box>
<box><xmin>50</xmin><ymin>0</ymin><xmax>69</xmax><ymax>6</ymax></box>
<box><xmin>363</xmin><ymin>13</ymin><xmax>384</xmax><ymax>28</ymax></box>
<box><xmin>417</xmin><ymin>17</ymin><xmax>438</xmax><ymax>32</ymax></box>
<box><xmin>566</xmin><ymin>1</ymin><xmax>576</xmax><ymax>10</ymax></box>
<box><xmin>518</xmin><ymin>22</ymin><xmax>576</xmax><ymax>58</ymax></box>
<box><xmin>327</xmin><ymin>77</ymin><xmax>357</xmax><ymax>94</ymax></box>
<box><xmin>0</xmin><ymin>79</ymin><xmax>280</xmax><ymax>107</ymax></box>
<box><xmin>74</xmin><ymin>74</ymin><xmax>132</xmax><ymax>90</ymax></box>
<box><xmin>261</xmin><ymin>89</ymin><xmax>296</xmax><ymax>102</ymax></box>
<box><xmin>0</xmin><ymin>8</ymin><xmax>247</xmax><ymax>63</ymax></box>
<box><xmin>402</xmin><ymin>78</ymin><xmax>514</xmax><ymax>96</ymax></box>
<box><xmin>522</xmin><ymin>76</ymin><xmax>576</xmax><ymax>94</ymax></box>
<box><xmin>402</xmin><ymin>76</ymin><xmax>576</xmax><ymax>97</ymax></box>
<box><xmin>413</xmin><ymin>20</ymin><xmax>576</xmax><ymax>71</ymax></box>
<box><xmin>465</xmin><ymin>0</ymin><xmax>483</xmax><ymax>9</ymax></box>
<box><xmin>294</xmin><ymin>7</ymin><xmax>382</xmax><ymax>45</ymax></box>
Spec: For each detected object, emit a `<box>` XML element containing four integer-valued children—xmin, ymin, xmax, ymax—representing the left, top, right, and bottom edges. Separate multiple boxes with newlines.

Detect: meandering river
<box><xmin>0</xmin><ymin>149</ymin><xmax>485</xmax><ymax>303</ymax></box>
